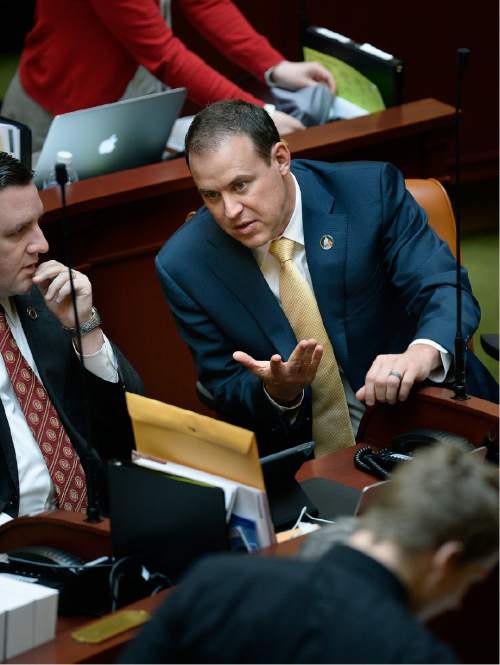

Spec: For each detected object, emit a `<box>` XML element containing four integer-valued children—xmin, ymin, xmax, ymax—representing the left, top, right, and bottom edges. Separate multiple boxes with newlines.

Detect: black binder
<box><xmin>302</xmin><ymin>26</ymin><xmax>404</xmax><ymax>107</ymax></box>
<box><xmin>0</xmin><ymin>115</ymin><xmax>32</xmax><ymax>170</ymax></box>
<box><xmin>108</xmin><ymin>461</ymin><xmax>228</xmax><ymax>582</ymax></box>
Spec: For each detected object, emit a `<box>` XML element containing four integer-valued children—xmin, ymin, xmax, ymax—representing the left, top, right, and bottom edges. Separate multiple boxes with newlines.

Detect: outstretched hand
<box><xmin>355</xmin><ymin>344</ymin><xmax>441</xmax><ymax>406</ymax></box>
<box><xmin>233</xmin><ymin>339</ymin><xmax>323</xmax><ymax>405</ymax></box>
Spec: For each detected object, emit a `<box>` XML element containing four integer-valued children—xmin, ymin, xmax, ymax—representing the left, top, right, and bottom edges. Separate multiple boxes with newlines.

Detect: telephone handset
<box><xmin>354</xmin><ymin>427</ymin><xmax>474</xmax><ymax>480</ymax></box>
<box><xmin>0</xmin><ymin>545</ymin><xmax>112</xmax><ymax>616</ymax></box>
<box><xmin>4</xmin><ymin>545</ymin><xmax>85</xmax><ymax>576</ymax></box>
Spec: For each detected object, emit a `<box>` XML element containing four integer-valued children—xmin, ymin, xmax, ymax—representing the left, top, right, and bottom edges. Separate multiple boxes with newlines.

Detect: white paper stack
<box><xmin>0</xmin><ymin>575</ymin><xmax>58</xmax><ymax>661</ymax></box>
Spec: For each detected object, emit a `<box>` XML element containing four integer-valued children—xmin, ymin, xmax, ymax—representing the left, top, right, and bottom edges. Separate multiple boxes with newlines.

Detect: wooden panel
<box><xmin>303</xmin><ymin>0</ymin><xmax>499</xmax><ymax>180</ymax></box>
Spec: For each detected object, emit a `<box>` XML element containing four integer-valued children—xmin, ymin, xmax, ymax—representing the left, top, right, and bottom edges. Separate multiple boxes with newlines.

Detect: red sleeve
<box><xmin>178</xmin><ymin>0</ymin><xmax>285</xmax><ymax>81</ymax></box>
<box><xmin>88</xmin><ymin>0</ymin><xmax>264</xmax><ymax>106</ymax></box>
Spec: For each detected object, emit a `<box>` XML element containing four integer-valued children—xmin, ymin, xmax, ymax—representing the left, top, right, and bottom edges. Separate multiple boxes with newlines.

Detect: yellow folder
<box><xmin>126</xmin><ymin>392</ymin><xmax>265</xmax><ymax>490</ymax></box>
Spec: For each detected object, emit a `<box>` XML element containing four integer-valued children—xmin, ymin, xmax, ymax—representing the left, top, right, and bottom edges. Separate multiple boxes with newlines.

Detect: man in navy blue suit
<box><xmin>156</xmin><ymin>100</ymin><xmax>493</xmax><ymax>456</ymax></box>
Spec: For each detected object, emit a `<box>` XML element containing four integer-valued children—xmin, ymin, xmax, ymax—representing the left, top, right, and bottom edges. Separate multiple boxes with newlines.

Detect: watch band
<box><xmin>63</xmin><ymin>306</ymin><xmax>102</xmax><ymax>336</ymax></box>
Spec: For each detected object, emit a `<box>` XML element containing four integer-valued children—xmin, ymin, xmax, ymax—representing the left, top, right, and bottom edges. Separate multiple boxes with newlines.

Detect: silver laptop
<box><xmin>34</xmin><ymin>88</ymin><xmax>186</xmax><ymax>186</ymax></box>
<box><xmin>354</xmin><ymin>480</ymin><xmax>388</xmax><ymax>516</ymax></box>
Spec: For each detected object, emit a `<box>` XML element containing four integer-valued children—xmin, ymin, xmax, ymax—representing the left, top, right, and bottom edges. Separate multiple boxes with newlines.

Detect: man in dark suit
<box><xmin>0</xmin><ymin>151</ymin><xmax>142</xmax><ymax>523</ymax></box>
<box><xmin>121</xmin><ymin>443</ymin><xmax>499</xmax><ymax>664</ymax></box>
<box><xmin>156</xmin><ymin>100</ymin><xmax>494</xmax><ymax>456</ymax></box>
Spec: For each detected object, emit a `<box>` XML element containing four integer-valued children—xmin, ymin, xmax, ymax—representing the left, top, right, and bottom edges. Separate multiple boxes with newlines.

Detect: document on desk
<box><xmin>132</xmin><ymin>452</ymin><xmax>275</xmax><ymax>550</ymax></box>
<box><xmin>126</xmin><ymin>392</ymin><xmax>265</xmax><ymax>491</ymax></box>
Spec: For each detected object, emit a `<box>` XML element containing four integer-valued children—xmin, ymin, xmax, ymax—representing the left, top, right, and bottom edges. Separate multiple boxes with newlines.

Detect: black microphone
<box><xmin>452</xmin><ymin>48</ymin><xmax>470</xmax><ymax>401</ymax></box>
<box><xmin>56</xmin><ymin>161</ymin><xmax>103</xmax><ymax>522</ymax></box>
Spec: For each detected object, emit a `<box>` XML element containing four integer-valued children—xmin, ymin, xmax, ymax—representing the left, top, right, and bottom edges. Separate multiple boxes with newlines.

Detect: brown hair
<box><xmin>185</xmin><ymin>100</ymin><xmax>280</xmax><ymax>167</ymax></box>
<box><xmin>359</xmin><ymin>443</ymin><xmax>499</xmax><ymax>563</ymax></box>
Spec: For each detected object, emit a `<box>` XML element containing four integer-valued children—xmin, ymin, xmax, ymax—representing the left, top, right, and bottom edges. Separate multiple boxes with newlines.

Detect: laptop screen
<box><xmin>34</xmin><ymin>88</ymin><xmax>186</xmax><ymax>186</ymax></box>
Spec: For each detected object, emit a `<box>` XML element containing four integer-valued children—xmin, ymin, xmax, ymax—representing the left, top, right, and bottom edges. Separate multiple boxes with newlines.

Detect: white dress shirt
<box><xmin>0</xmin><ymin>298</ymin><xmax>118</xmax><ymax>525</ymax></box>
<box><xmin>252</xmin><ymin>175</ymin><xmax>450</xmax><ymax>435</ymax></box>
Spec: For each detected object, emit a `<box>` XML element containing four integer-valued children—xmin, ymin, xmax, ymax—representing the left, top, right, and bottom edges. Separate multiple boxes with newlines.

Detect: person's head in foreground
<box><xmin>121</xmin><ymin>443</ymin><xmax>498</xmax><ymax>664</ymax></box>
<box><xmin>348</xmin><ymin>442</ymin><xmax>498</xmax><ymax>621</ymax></box>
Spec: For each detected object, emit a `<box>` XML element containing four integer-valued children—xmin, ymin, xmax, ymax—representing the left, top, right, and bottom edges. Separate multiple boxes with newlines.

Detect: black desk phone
<box><xmin>0</xmin><ymin>545</ymin><xmax>112</xmax><ymax>615</ymax></box>
<box><xmin>354</xmin><ymin>427</ymin><xmax>474</xmax><ymax>480</ymax></box>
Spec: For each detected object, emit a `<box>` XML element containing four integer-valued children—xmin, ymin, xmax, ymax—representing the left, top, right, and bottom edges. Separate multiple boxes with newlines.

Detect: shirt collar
<box><xmin>253</xmin><ymin>173</ymin><xmax>303</xmax><ymax>267</ymax></box>
<box><xmin>0</xmin><ymin>297</ymin><xmax>16</xmax><ymax>321</ymax></box>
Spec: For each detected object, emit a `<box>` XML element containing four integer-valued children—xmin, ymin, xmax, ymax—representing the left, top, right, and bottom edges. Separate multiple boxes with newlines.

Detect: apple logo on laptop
<box><xmin>98</xmin><ymin>134</ymin><xmax>118</xmax><ymax>155</ymax></box>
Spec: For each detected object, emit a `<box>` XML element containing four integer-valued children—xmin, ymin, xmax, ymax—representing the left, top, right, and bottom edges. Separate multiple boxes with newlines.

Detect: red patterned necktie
<box><xmin>0</xmin><ymin>306</ymin><xmax>87</xmax><ymax>511</ymax></box>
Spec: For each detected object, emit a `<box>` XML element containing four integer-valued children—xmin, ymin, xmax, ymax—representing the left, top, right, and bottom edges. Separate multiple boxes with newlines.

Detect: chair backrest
<box><xmin>406</xmin><ymin>178</ymin><xmax>474</xmax><ymax>349</ymax></box>
<box><xmin>405</xmin><ymin>178</ymin><xmax>457</xmax><ymax>257</ymax></box>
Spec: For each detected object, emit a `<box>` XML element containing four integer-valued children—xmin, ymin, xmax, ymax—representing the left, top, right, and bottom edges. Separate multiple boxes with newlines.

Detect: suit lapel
<box><xmin>295</xmin><ymin>166</ymin><xmax>349</xmax><ymax>369</ymax></box>
<box><xmin>14</xmin><ymin>290</ymin><xmax>67</xmax><ymax>405</ymax></box>
<box><xmin>206</xmin><ymin>223</ymin><xmax>297</xmax><ymax>359</ymax></box>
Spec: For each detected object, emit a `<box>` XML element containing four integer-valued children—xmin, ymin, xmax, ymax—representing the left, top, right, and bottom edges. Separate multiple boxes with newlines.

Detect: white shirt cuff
<box><xmin>264</xmin><ymin>103</ymin><xmax>276</xmax><ymax>118</ymax></box>
<box><xmin>72</xmin><ymin>334</ymin><xmax>119</xmax><ymax>383</ymax></box>
<box><xmin>263</xmin><ymin>384</ymin><xmax>304</xmax><ymax>412</ymax></box>
<box><xmin>410</xmin><ymin>338</ymin><xmax>451</xmax><ymax>383</ymax></box>
<box><xmin>0</xmin><ymin>512</ymin><xmax>13</xmax><ymax>526</ymax></box>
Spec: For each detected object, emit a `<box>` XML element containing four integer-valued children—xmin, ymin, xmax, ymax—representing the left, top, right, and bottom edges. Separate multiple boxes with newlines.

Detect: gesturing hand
<box><xmin>355</xmin><ymin>344</ymin><xmax>441</xmax><ymax>406</ymax></box>
<box><xmin>233</xmin><ymin>339</ymin><xmax>323</xmax><ymax>405</ymax></box>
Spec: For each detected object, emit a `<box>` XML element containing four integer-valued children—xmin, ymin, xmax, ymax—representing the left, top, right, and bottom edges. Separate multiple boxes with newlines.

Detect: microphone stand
<box><xmin>451</xmin><ymin>47</ymin><xmax>470</xmax><ymax>401</ymax></box>
<box><xmin>55</xmin><ymin>164</ymin><xmax>103</xmax><ymax>522</ymax></box>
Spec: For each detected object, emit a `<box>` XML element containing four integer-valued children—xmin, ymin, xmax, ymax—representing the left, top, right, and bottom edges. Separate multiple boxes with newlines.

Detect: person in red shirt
<box><xmin>2</xmin><ymin>0</ymin><xmax>336</xmax><ymax>151</ymax></box>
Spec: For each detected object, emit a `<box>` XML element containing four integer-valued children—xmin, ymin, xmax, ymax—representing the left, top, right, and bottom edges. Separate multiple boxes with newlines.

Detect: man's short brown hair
<box><xmin>184</xmin><ymin>100</ymin><xmax>280</xmax><ymax>167</ymax></box>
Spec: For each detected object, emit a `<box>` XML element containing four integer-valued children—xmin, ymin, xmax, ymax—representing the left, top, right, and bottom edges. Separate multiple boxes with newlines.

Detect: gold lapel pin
<box><xmin>320</xmin><ymin>234</ymin><xmax>334</xmax><ymax>250</ymax></box>
<box><xmin>27</xmin><ymin>307</ymin><xmax>38</xmax><ymax>320</ymax></box>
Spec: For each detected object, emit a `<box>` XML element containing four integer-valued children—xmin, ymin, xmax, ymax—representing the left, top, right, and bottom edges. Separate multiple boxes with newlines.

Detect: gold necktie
<box><xmin>269</xmin><ymin>238</ymin><xmax>355</xmax><ymax>455</ymax></box>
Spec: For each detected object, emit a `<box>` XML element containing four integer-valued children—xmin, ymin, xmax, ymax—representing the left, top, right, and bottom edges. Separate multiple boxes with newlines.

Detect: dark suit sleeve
<box><xmin>78</xmin><ymin>342</ymin><xmax>144</xmax><ymax>462</ymax></box>
<box><xmin>379</xmin><ymin>163</ymin><xmax>479</xmax><ymax>353</ymax></box>
<box><xmin>157</xmin><ymin>262</ymin><xmax>312</xmax><ymax>455</ymax></box>
<box><xmin>119</xmin><ymin>557</ymin><xmax>225</xmax><ymax>664</ymax></box>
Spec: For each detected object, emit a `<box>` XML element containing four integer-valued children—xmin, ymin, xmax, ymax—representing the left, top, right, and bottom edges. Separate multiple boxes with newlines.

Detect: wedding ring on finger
<box><xmin>388</xmin><ymin>370</ymin><xmax>403</xmax><ymax>381</ymax></box>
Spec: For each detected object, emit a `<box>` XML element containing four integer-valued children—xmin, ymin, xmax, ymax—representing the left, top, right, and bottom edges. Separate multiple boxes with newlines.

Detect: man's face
<box><xmin>0</xmin><ymin>182</ymin><xmax>48</xmax><ymax>299</ymax></box>
<box><xmin>189</xmin><ymin>134</ymin><xmax>295</xmax><ymax>249</ymax></box>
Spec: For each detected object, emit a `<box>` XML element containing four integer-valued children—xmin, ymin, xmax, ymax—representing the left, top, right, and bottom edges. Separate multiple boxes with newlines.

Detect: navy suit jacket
<box><xmin>157</xmin><ymin>160</ymin><xmax>482</xmax><ymax>455</ymax></box>
<box><xmin>0</xmin><ymin>288</ymin><xmax>143</xmax><ymax>518</ymax></box>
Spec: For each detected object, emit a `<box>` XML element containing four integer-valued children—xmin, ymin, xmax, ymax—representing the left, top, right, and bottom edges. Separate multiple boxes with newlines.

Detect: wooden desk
<box><xmin>4</xmin><ymin>387</ymin><xmax>497</xmax><ymax>664</ymax></box>
<box><xmin>38</xmin><ymin>98</ymin><xmax>454</xmax><ymax>415</ymax></box>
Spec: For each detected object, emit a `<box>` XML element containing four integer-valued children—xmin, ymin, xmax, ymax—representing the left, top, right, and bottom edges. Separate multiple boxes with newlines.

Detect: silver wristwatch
<box><xmin>63</xmin><ymin>306</ymin><xmax>102</xmax><ymax>336</ymax></box>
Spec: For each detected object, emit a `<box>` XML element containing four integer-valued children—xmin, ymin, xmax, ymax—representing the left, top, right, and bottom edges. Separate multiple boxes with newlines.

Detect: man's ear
<box><xmin>430</xmin><ymin>541</ymin><xmax>464</xmax><ymax>579</ymax></box>
<box><xmin>271</xmin><ymin>141</ymin><xmax>291</xmax><ymax>175</ymax></box>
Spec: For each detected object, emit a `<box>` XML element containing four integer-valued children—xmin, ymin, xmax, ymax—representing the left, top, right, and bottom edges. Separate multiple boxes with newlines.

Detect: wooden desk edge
<box><xmin>40</xmin><ymin>98</ymin><xmax>454</xmax><ymax>220</ymax></box>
